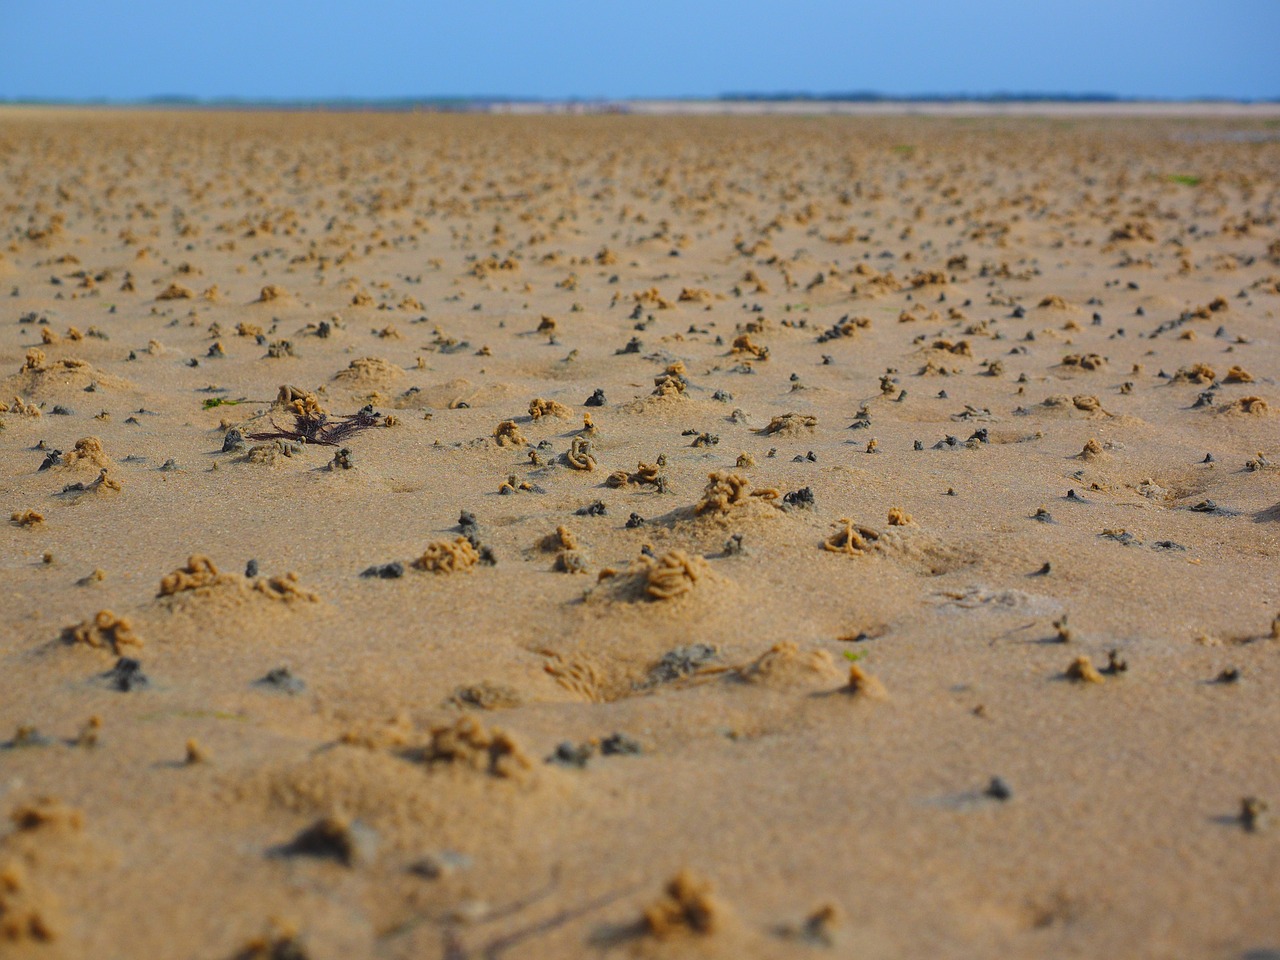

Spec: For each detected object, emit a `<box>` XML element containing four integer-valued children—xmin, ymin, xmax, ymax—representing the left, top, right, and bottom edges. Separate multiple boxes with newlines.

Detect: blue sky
<box><xmin>1</xmin><ymin>0</ymin><xmax>1276</xmax><ymax>101</ymax></box>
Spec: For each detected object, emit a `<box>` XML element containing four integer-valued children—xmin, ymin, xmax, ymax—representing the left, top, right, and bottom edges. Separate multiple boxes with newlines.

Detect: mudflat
<box><xmin>1</xmin><ymin>108</ymin><xmax>1277</xmax><ymax>959</ymax></box>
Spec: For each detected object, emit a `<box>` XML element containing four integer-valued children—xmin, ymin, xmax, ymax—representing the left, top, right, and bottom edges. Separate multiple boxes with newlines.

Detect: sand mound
<box><xmin>0</xmin><ymin>861</ymin><xmax>60</xmax><ymax>943</ymax></box>
<box><xmin>0</xmin><ymin>798</ymin><xmax>95</xmax><ymax>944</ymax></box>
<box><xmin>528</xmin><ymin>397</ymin><xmax>572</xmax><ymax>419</ymax></box>
<box><xmin>332</xmin><ymin>356</ymin><xmax>403</xmax><ymax>387</ymax></box>
<box><xmin>246</xmin><ymin>741</ymin><xmax>548</xmax><ymax>850</ymax></box>
<box><xmin>4</xmin><ymin>353</ymin><xmax>131</xmax><ymax>397</ymax></box>
<box><xmin>1217</xmin><ymin>395</ymin><xmax>1270</xmax><ymax>416</ymax></box>
<box><xmin>155</xmin><ymin>282</ymin><xmax>194</xmax><ymax>301</ymax></box>
<box><xmin>234</xmin><ymin>439</ymin><xmax>306</xmax><ymax>467</ymax></box>
<box><xmin>392</xmin><ymin>377</ymin><xmax>519</xmax><ymax>411</ymax></box>
<box><xmin>637</xmin><ymin>549</ymin><xmax>713</xmax><ymax>601</ymax></box>
<box><xmin>152</xmin><ymin>556</ymin><xmax>319</xmax><ymax>629</ymax></box>
<box><xmin>1037</xmin><ymin>394</ymin><xmax>1109</xmax><ymax>417</ymax></box>
<box><xmin>735</xmin><ymin>641</ymin><xmax>843</xmax><ymax>689</ymax></box>
<box><xmin>695</xmin><ymin>471</ymin><xmax>780</xmax><ymax>515</ymax></box>
<box><xmin>585</xmin><ymin>549</ymin><xmax>741</xmax><ymax>617</ymax></box>
<box><xmin>59</xmin><ymin>436</ymin><xmax>113</xmax><ymax>472</ymax></box>
<box><xmin>253</xmin><ymin>284</ymin><xmax>292</xmax><ymax>304</ymax></box>
<box><xmin>642</xmin><ymin>869</ymin><xmax>728</xmax><ymax>939</ymax></box>
<box><xmin>761</xmin><ymin>412</ymin><xmax>817</xmax><ymax>436</ymax></box>
<box><xmin>822</xmin><ymin>519</ymin><xmax>883</xmax><ymax>555</ymax></box>
<box><xmin>61</xmin><ymin>609</ymin><xmax>142</xmax><ymax>655</ymax></box>
<box><xmin>408</xmin><ymin>716</ymin><xmax>534</xmax><ymax>781</ymax></box>
<box><xmin>413</xmin><ymin>537</ymin><xmax>479</xmax><ymax>574</ymax></box>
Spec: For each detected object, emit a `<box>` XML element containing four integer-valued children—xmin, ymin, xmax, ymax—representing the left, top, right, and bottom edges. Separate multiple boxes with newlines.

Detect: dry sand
<box><xmin>0</xmin><ymin>108</ymin><xmax>1277</xmax><ymax>959</ymax></box>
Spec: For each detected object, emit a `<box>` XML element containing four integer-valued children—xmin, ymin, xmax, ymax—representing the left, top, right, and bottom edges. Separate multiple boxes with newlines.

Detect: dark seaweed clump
<box><xmin>249</xmin><ymin>404</ymin><xmax>382</xmax><ymax>447</ymax></box>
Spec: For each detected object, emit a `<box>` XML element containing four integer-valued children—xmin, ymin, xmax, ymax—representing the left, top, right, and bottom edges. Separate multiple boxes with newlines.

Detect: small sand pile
<box><xmin>843</xmin><ymin>664</ymin><xmax>889</xmax><ymax>700</ymax></box>
<box><xmin>642</xmin><ymin>869</ymin><xmax>725</xmax><ymax>939</ymax></box>
<box><xmin>332</xmin><ymin>356</ymin><xmax>403</xmax><ymax>386</ymax></box>
<box><xmin>528</xmin><ymin>397</ymin><xmax>572</xmax><ymax>419</ymax></box>
<box><xmin>251</xmin><ymin>574</ymin><xmax>319</xmax><ymax>603</ymax></box>
<box><xmin>274</xmin><ymin>384</ymin><xmax>326</xmax><ymax>418</ymax></box>
<box><xmin>816</xmin><ymin>314</ymin><xmax>871</xmax><ymax>342</ymax></box>
<box><xmin>542</xmin><ymin>651</ymin><xmax>610</xmax><ymax>703</ymax></box>
<box><xmin>563</xmin><ymin>436</ymin><xmax>596</xmax><ymax>470</ymax></box>
<box><xmin>493</xmin><ymin>420</ymin><xmax>526</xmax><ymax>447</ymax></box>
<box><xmin>930</xmin><ymin>339</ymin><xmax>972</xmax><ymax>356</ymax></box>
<box><xmin>229</xmin><ymin>922</ymin><xmax>307</xmax><ymax>960</ymax></box>
<box><xmin>1224</xmin><ymin>365</ymin><xmax>1254</xmax><ymax>383</ymax></box>
<box><xmin>1061</xmin><ymin>353</ymin><xmax>1106</xmax><ymax>371</ymax></box>
<box><xmin>540</xmin><ymin>524</ymin><xmax>579</xmax><ymax>553</ymax></box>
<box><xmin>736</xmin><ymin>642</ymin><xmax>842</xmax><ymax>689</ymax></box>
<box><xmin>1221</xmin><ymin>396</ymin><xmax>1269</xmax><ymax>416</ymax></box>
<box><xmin>0</xmin><ymin>799</ymin><xmax>84</xmax><ymax>943</ymax></box>
<box><xmin>1109</xmin><ymin>220</ymin><xmax>1156</xmax><ymax>242</ymax></box>
<box><xmin>155</xmin><ymin>282</ymin><xmax>194</xmax><ymax>300</ymax></box>
<box><xmin>414</xmin><ymin>538</ymin><xmax>480</xmax><ymax>574</ymax></box>
<box><xmin>254</xmin><ymin>284</ymin><xmax>289</xmax><ymax>303</ymax></box>
<box><xmin>1066</xmin><ymin>655</ymin><xmax>1104</xmax><ymax>684</ymax></box>
<box><xmin>158</xmin><ymin>555</ymin><xmax>234</xmax><ymax>595</ymax></box>
<box><xmin>762</xmin><ymin>413</ymin><xmax>817</xmax><ymax>436</ymax></box>
<box><xmin>238</xmin><ymin>440</ymin><xmax>303</xmax><ymax>467</ymax></box>
<box><xmin>730</xmin><ymin>334</ymin><xmax>769</xmax><ymax>359</ymax></box>
<box><xmin>823</xmin><ymin>519</ymin><xmax>882</xmax><ymax>555</ymax></box>
<box><xmin>642</xmin><ymin>549</ymin><xmax>711</xmax><ymax>601</ymax></box>
<box><xmin>650</xmin><ymin>373</ymin><xmax>687</xmax><ymax>399</ymax></box>
<box><xmin>9</xmin><ymin>798</ymin><xmax>84</xmax><ymax>835</ymax></box>
<box><xmin>1040</xmin><ymin>394</ymin><xmax>1108</xmax><ymax>417</ymax></box>
<box><xmin>10</xmin><ymin>510</ymin><xmax>44</xmax><ymax>528</ymax></box>
<box><xmin>449</xmin><ymin>681</ymin><xmax>523</xmax><ymax>711</ymax></box>
<box><xmin>59</xmin><ymin>468</ymin><xmax>121</xmax><ymax>497</ymax></box>
<box><xmin>633</xmin><ymin>287</ymin><xmax>675</xmax><ymax>309</ymax></box>
<box><xmin>695</xmin><ymin>471</ymin><xmax>779</xmax><ymax>515</ymax></box>
<box><xmin>0</xmin><ymin>862</ymin><xmax>58</xmax><ymax>943</ymax></box>
<box><xmin>0</xmin><ymin>865</ymin><xmax>58</xmax><ymax>947</ymax></box>
<box><xmin>909</xmin><ymin>269</ymin><xmax>948</xmax><ymax>287</ymax></box>
<box><xmin>410</xmin><ymin>716</ymin><xmax>532</xmax><ymax>781</ymax></box>
<box><xmin>62</xmin><ymin>436</ymin><xmax>112</xmax><ymax>471</ymax></box>
<box><xmin>0</xmin><ymin>396</ymin><xmax>40</xmax><ymax>417</ymax></box>
<box><xmin>158</xmin><ymin>556</ymin><xmax>318</xmax><ymax>604</ymax></box>
<box><xmin>63</xmin><ymin>610</ymin><xmax>142</xmax><ymax>654</ymax></box>
<box><xmin>606</xmin><ymin>462</ymin><xmax>664</xmax><ymax>489</ymax></box>
<box><xmin>7</xmin><ymin>356</ymin><xmax>128</xmax><ymax>396</ymax></box>
<box><xmin>1173</xmin><ymin>363</ymin><xmax>1216</xmax><ymax>384</ymax></box>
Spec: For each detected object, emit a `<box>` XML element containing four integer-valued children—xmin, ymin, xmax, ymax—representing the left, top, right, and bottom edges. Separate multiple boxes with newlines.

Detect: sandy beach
<box><xmin>1</xmin><ymin>108</ymin><xmax>1277</xmax><ymax>959</ymax></box>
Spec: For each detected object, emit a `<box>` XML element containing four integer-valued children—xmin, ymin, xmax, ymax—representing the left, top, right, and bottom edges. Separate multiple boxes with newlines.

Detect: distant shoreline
<box><xmin>509</xmin><ymin>100</ymin><xmax>1280</xmax><ymax>118</ymax></box>
<box><xmin>1</xmin><ymin>97</ymin><xmax>1279</xmax><ymax>118</ymax></box>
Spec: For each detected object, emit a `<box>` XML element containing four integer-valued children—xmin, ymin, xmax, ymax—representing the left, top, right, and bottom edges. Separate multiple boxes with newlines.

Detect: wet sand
<box><xmin>1</xmin><ymin>108</ymin><xmax>1278</xmax><ymax>959</ymax></box>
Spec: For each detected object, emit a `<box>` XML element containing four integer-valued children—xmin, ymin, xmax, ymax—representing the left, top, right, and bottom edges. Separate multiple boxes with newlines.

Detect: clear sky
<box><xmin>1</xmin><ymin>0</ymin><xmax>1277</xmax><ymax>101</ymax></box>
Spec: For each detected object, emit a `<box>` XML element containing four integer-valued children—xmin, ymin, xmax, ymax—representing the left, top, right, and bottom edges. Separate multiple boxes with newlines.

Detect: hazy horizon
<box><xmin>3</xmin><ymin>91</ymin><xmax>1277</xmax><ymax>107</ymax></box>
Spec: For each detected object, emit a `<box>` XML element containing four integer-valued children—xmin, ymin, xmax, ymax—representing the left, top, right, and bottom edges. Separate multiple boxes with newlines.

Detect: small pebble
<box><xmin>985</xmin><ymin>776</ymin><xmax>1013</xmax><ymax>801</ymax></box>
<box><xmin>105</xmin><ymin>657</ymin><xmax>149</xmax><ymax>692</ymax></box>
<box><xmin>360</xmin><ymin>561</ymin><xmax>405</xmax><ymax>579</ymax></box>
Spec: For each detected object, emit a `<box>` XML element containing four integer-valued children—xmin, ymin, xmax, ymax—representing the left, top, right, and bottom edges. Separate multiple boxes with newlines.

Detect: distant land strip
<box><xmin>1</xmin><ymin>93</ymin><xmax>1278</xmax><ymax>117</ymax></box>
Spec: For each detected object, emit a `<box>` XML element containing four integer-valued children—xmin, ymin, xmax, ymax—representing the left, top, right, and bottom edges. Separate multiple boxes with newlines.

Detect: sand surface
<box><xmin>1</xmin><ymin>109</ymin><xmax>1278</xmax><ymax>959</ymax></box>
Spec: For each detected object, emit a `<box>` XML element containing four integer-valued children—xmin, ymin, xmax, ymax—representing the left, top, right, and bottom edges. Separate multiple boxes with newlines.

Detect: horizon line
<box><xmin>3</xmin><ymin>91</ymin><xmax>1280</xmax><ymax>109</ymax></box>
